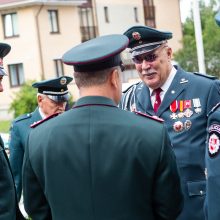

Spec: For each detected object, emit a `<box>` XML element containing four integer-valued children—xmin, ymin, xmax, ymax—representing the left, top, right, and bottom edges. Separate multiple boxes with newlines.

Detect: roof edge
<box><xmin>0</xmin><ymin>0</ymin><xmax>86</xmax><ymax>10</ymax></box>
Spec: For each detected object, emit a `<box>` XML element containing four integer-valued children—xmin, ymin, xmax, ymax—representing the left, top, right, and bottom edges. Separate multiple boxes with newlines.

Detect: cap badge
<box><xmin>60</xmin><ymin>77</ymin><xmax>67</xmax><ymax>85</ymax></box>
<box><xmin>132</xmin><ymin>32</ymin><xmax>141</xmax><ymax>41</ymax></box>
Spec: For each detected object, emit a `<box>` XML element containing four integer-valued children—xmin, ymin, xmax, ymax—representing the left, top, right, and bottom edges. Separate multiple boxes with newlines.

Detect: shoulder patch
<box><xmin>208</xmin><ymin>102</ymin><xmax>220</xmax><ymax>117</ymax></box>
<box><xmin>30</xmin><ymin>113</ymin><xmax>60</xmax><ymax>128</ymax></box>
<box><xmin>134</xmin><ymin>111</ymin><xmax>164</xmax><ymax>123</ymax></box>
<box><xmin>123</xmin><ymin>81</ymin><xmax>141</xmax><ymax>93</ymax></box>
<box><xmin>208</xmin><ymin>123</ymin><xmax>220</xmax><ymax>158</ymax></box>
<box><xmin>14</xmin><ymin>113</ymin><xmax>32</xmax><ymax>123</ymax></box>
<box><xmin>193</xmin><ymin>72</ymin><xmax>217</xmax><ymax>80</ymax></box>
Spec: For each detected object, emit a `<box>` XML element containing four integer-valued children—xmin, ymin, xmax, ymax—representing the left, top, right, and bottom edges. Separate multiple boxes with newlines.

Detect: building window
<box><xmin>104</xmin><ymin>6</ymin><xmax>109</xmax><ymax>23</ymax></box>
<box><xmin>54</xmin><ymin>59</ymin><xmax>64</xmax><ymax>77</ymax></box>
<box><xmin>143</xmin><ymin>0</ymin><xmax>156</xmax><ymax>27</ymax></box>
<box><xmin>8</xmin><ymin>63</ymin><xmax>25</xmax><ymax>87</ymax></box>
<box><xmin>2</xmin><ymin>13</ymin><xmax>19</xmax><ymax>38</ymax></box>
<box><xmin>78</xmin><ymin>7</ymin><xmax>96</xmax><ymax>42</ymax></box>
<box><xmin>48</xmin><ymin>10</ymin><xmax>59</xmax><ymax>33</ymax></box>
<box><xmin>134</xmin><ymin>7</ymin><xmax>139</xmax><ymax>22</ymax></box>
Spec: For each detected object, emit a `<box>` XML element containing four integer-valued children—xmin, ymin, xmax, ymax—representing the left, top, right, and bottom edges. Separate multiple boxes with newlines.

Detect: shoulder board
<box><xmin>134</xmin><ymin>111</ymin><xmax>164</xmax><ymax>123</ymax></box>
<box><xmin>30</xmin><ymin>113</ymin><xmax>60</xmax><ymax>128</ymax></box>
<box><xmin>14</xmin><ymin>113</ymin><xmax>32</xmax><ymax>123</ymax></box>
<box><xmin>208</xmin><ymin>102</ymin><xmax>220</xmax><ymax>117</ymax></box>
<box><xmin>123</xmin><ymin>81</ymin><xmax>141</xmax><ymax>93</ymax></box>
<box><xmin>193</xmin><ymin>72</ymin><xmax>217</xmax><ymax>80</ymax></box>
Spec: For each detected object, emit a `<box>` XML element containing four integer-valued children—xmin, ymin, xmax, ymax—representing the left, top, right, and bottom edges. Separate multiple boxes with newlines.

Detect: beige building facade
<box><xmin>0</xmin><ymin>0</ymin><xmax>183</xmax><ymax>120</ymax></box>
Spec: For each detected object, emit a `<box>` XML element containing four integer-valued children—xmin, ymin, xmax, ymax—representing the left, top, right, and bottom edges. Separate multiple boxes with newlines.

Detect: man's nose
<box><xmin>142</xmin><ymin>59</ymin><xmax>152</xmax><ymax>69</ymax></box>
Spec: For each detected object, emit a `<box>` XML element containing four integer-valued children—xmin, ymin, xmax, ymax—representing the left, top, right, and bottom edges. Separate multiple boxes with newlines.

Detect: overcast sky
<box><xmin>180</xmin><ymin>0</ymin><xmax>214</xmax><ymax>22</ymax></box>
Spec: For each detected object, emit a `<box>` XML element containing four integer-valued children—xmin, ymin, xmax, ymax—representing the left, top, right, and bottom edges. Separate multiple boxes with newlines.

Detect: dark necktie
<box><xmin>153</xmin><ymin>88</ymin><xmax>162</xmax><ymax>113</ymax></box>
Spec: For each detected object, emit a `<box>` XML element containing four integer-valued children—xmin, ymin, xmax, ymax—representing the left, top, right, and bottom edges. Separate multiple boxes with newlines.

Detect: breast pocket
<box><xmin>187</xmin><ymin>180</ymin><xmax>206</xmax><ymax>197</ymax></box>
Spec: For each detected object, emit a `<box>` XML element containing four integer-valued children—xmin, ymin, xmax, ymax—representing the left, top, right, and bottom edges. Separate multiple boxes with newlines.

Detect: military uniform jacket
<box><xmin>23</xmin><ymin>96</ymin><xmax>183</xmax><ymax>220</ymax></box>
<box><xmin>9</xmin><ymin>108</ymin><xmax>42</xmax><ymax>200</ymax></box>
<box><xmin>205</xmin><ymin>103</ymin><xmax>220</xmax><ymax>220</ymax></box>
<box><xmin>0</xmin><ymin>136</ymin><xmax>24</xmax><ymax>220</ymax></box>
<box><xmin>119</xmin><ymin>66</ymin><xmax>220</xmax><ymax>220</ymax></box>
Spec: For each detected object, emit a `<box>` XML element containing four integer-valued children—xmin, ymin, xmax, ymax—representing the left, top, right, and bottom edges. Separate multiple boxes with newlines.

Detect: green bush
<box><xmin>0</xmin><ymin>120</ymin><xmax>11</xmax><ymax>133</ymax></box>
<box><xmin>9</xmin><ymin>81</ymin><xmax>38</xmax><ymax>118</ymax></box>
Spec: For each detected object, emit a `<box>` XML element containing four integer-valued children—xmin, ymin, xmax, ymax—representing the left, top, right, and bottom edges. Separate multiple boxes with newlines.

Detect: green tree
<box><xmin>174</xmin><ymin>0</ymin><xmax>220</xmax><ymax>77</ymax></box>
<box><xmin>9</xmin><ymin>81</ymin><xmax>37</xmax><ymax>118</ymax></box>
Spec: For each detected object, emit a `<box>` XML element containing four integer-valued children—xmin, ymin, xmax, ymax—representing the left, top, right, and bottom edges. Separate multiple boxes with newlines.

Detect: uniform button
<box><xmin>200</xmin><ymin>190</ymin><xmax>203</xmax><ymax>195</ymax></box>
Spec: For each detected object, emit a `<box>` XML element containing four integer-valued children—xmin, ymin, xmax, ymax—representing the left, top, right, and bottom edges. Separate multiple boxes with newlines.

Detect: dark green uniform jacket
<box><xmin>0</xmin><ymin>136</ymin><xmax>25</xmax><ymax>220</ymax></box>
<box><xmin>23</xmin><ymin>96</ymin><xmax>183</xmax><ymax>220</ymax></box>
<box><xmin>9</xmin><ymin>108</ymin><xmax>42</xmax><ymax>200</ymax></box>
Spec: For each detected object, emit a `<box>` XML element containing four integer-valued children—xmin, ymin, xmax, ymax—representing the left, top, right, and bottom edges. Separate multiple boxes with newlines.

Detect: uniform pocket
<box><xmin>187</xmin><ymin>180</ymin><xmax>206</xmax><ymax>197</ymax></box>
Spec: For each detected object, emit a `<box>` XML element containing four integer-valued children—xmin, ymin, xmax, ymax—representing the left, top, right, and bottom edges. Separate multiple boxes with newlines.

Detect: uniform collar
<box><xmin>149</xmin><ymin>65</ymin><xmax>177</xmax><ymax>95</ymax></box>
<box><xmin>74</xmin><ymin>96</ymin><xmax>117</xmax><ymax>108</ymax></box>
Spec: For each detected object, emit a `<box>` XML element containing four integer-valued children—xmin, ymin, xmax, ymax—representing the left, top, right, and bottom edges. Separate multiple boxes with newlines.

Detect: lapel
<box><xmin>136</xmin><ymin>83</ymin><xmax>155</xmax><ymax>115</ymax></box>
<box><xmin>157</xmin><ymin>67</ymin><xmax>189</xmax><ymax>117</ymax></box>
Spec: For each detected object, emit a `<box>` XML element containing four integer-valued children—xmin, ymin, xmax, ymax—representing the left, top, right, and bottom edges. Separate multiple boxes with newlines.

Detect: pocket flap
<box><xmin>187</xmin><ymin>180</ymin><xmax>206</xmax><ymax>196</ymax></box>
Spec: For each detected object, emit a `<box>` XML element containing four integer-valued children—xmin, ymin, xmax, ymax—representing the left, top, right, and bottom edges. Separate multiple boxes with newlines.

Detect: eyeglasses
<box><xmin>132</xmin><ymin>45</ymin><xmax>167</xmax><ymax>64</ymax></box>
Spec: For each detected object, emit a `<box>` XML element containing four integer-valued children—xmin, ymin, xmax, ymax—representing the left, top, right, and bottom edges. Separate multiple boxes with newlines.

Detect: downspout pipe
<box><xmin>35</xmin><ymin>4</ymin><xmax>45</xmax><ymax>80</ymax></box>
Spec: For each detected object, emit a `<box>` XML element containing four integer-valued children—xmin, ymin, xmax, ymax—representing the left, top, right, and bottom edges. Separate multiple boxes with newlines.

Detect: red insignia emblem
<box><xmin>208</xmin><ymin>133</ymin><xmax>220</xmax><ymax>157</ymax></box>
<box><xmin>132</xmin><ymin>32</ymin><xmax>141</xmax><ymax>41</ymax></box>
<box><xmin>173</xmin><ymin>121</ymin><xmax>184</xmax><ymax>132</ymax></box>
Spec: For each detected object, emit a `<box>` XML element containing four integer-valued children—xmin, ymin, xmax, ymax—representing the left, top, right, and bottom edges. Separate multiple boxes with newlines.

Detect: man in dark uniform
<box><xmin>0</xmin><ymin>42</ymin><xmax>25</xmax><ymax>219</ymax></box>
<box><xmin>9</xmin><ymin>76</ymin><xmax>73</xmax><ymax>201</ymax></box>
<box><xmin>205</xmin><ymin>12</ymin><xmax>220</xmax><ymax>220</ymax></box>
<box><xmin>119</xmin><ymin>26</ymin><xmax>220</xmax><ymax>220</ymax></box>
<box><xmin>22</xmin><ymin>34</ymin><xmax>183</xmax><ymax>220</ymax></box>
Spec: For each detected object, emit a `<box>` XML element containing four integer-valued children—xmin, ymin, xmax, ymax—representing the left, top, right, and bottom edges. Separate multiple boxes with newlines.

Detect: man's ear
<box><xmin>37</xmin><ymin>94</ymin><xmax>43</xmax><ymax>105</ymax></box>
<box><xmin>167</xmin><ymin>47</ymin><xmax>173</xmax><ymax>59</ymax></box>
<box><xmin>110</xmin><ymin>68</ymin><xmax>119</xmax><ymax>89</ymax></box>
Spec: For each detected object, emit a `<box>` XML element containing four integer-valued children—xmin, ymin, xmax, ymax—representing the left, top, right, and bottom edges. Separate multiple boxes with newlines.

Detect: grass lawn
<box><xmin>0</xmin><ymin>120</ymin><xmax>12</xmax><ymax>133</ymax></box>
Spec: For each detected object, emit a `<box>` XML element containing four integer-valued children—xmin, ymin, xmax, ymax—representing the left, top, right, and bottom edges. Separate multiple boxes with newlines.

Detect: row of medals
<box><xmin>170</xmin><ymin>99</ymin><xmax>202</xmax><ymax>132</ymax></box>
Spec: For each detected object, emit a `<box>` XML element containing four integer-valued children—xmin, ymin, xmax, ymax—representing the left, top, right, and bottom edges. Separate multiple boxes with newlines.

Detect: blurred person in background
<box><xmin>9</xmin><ymin>76</ymin><xmax>73</xmax><ymax>201</ymax></box>
<box><xmin>0</xmin><ymin>42</ymin><xmax>25</xmax><ymax>219</ymax></box>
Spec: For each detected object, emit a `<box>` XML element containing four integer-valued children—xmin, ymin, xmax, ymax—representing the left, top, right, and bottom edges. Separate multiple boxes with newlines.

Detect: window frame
<box><xmin>8</xmin><ymin>63</ymin><xmax>25</xmax><ymax>88</ymax></box>
<box><xmin>104</xmin><ymin>6</ymin><xmax>109</xmax><ymax>23</ymax></box>
<box><xmin>2</xmin><ymin>12</ymin><xmax>19</xmax><ymax>38</ymax></box>
<box><xmin>54</xmin><ymin>59</ymin><xmax>64</xmax><ymax>77</ymax></box>
<box><xmin>134</xmin><ymin>7</ymin><xmax>139</xmax><ymax>22</ymax></box>
<box><xmin>48</xmin><ymin>9</ymin><xmax>60</xmax><ymax>34</ymax></box>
